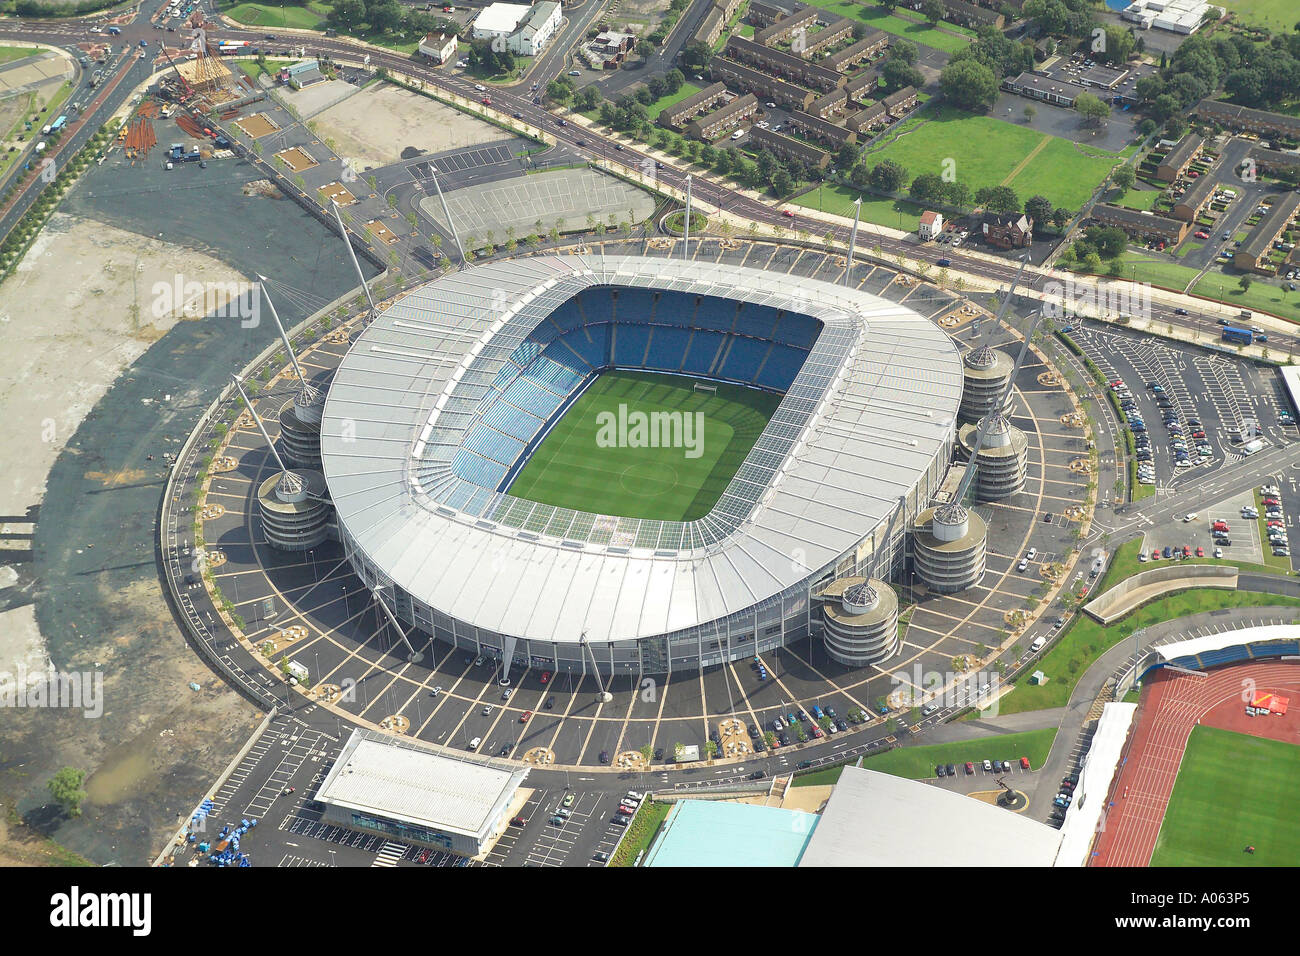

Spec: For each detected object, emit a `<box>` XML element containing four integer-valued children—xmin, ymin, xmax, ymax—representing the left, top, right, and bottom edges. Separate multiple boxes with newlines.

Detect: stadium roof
<box><xmin>315</xmin><ymin>729</ymin><xmax>528</xmax><ymax>840</ymax></box>
<box><xmin>1056</xmin><ymin>702</ymin><xmax>1135</xmax><ymax>866</ymax></box>
<box><xmin>643</xmin><ymin>800</ymin><xmax>818</xmax><ymax>866</ymax></box>
<box><xmin>798</xmin><ymin>765</ymin><xmax>1063</xmax><ymax>866</ymax></box>
<box><xmin>320</xmin><ymin>254</ymin><xmax>962</xmax><ymax>646</ymax></box>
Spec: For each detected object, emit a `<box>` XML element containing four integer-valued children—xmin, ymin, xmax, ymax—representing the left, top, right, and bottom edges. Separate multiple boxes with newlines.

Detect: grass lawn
<box><xmin>790</xmin><ymin>183</ymin><xmax>927</xmax><ymax>231</ymax></box>
<box><xmin>1151</xmin><ymin>726</ymin><xmax>1300</xmax><ymax>866</ymax></box>
<box><xmin>1105</xmin><ymin>249</ymin><xmax>1201</xmax><ymax>292</ymax></box>
<box><xmin>1190</xmin><ymin>274</ymin><xmax>1300</xmax><ymax>326</ymax></box>
<box><xmin>0</xmin><ymin>45</ymin><xmax>42</xmax><ymax>65</ymax></box>
<box><xmin>792</xmin><ymin>728</ymin><xmax>1058</xmax><ymax>786</ymax></box>
<box><xmin>855</xmin><ymin>105</ymin><xmax>1123</xmax><ymax>211</ymax></box>
<box><xmin>1216</xmin><ymin>0</ymin><xmax>1299</xmax><ymax>31</ymax></box>
<box><xmin>796</xmin><ymin>0</ymin><xmax>974</xmax><ymax>52</ymax></box>
<box><xmin>995</xmin><ymin>590</ymin><xmax>1300</xmax><ymax>715</ymax></box>
<box><xmin>1116</xmin><ymin>188</ymin><xmax>1164</xmax><ymax>212</ymax></box>
<box><xmin>224</xmin><ymin>2</ymin><xmax>324</xmax><ymax>29</ymax></box>
<box><xmin>645</xmin><ymin>82</ymin><xmax>702</xmax><ymax>122</ymax></box>
<box><xmin>506</xmin><ymin>370</ymin><xmax>782</xmax><ymax>521</ymax></box>
<box><xmin>613</xmin><ymin>799</ymin><xmax>672</xmax><ymax>867</ymax></box>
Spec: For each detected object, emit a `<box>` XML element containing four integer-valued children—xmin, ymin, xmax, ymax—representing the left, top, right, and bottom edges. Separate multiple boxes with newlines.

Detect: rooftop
<box><xmin>644</xmin><ymin>800</ymin><xmax>818</xmax><ymax>866</ymax></box>
<box><xmin>315</xmin><ymin>729</ymin><xmax>529</xmax><ymax>839</ymax></box>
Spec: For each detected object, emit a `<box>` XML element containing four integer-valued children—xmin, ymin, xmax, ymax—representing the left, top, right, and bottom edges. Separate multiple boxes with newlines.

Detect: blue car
<box><xmin>1163</xmin><ymin>546</ymin><xmax>1173</xmax><ymax>559</ymax></box>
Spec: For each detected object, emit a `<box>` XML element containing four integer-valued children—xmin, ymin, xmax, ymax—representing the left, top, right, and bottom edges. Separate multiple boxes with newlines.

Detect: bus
<box><xmin>50</xmin><ymin>115</ymin><xmax>66</xmax><ymax>132</ymax></box>
<box><xmin>1222</xmin><ymin>326</ymin><xmax>1253</xmax><ymax>345</ymax></box>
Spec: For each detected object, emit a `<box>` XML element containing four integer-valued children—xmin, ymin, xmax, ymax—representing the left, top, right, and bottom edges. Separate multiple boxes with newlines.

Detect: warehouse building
<box><xmin>315</xmin><ymin>729</ymin><xmax>529</xmax><ymax>858</ymax></box>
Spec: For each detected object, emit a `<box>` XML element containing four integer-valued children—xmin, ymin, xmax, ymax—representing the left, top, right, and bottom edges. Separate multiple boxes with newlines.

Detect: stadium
<box><xmin>318</xmin><ymin>254</ymin><xmax>964</xmax><ymax>677</ymax></box>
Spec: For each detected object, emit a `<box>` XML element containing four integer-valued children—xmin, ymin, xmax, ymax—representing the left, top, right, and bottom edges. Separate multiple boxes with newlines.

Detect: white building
<box><xmin>471</xmin><ymin>1</ymin><xmax>561</xmax><ymax>56</ymax></box>
<box><xmin>419</xmin><ymin>31</ymin><xmax>458</xmax><ymax>64</ymax></box>
<box><xmin>1120</xmin><ymin>0</ymin><xmax>1221</xmax><ymax>34</ymax></box>
<box><xmin>919</xmin><ymin>210</ymin><xmax>943</xmax><ymax>240</ymax></box>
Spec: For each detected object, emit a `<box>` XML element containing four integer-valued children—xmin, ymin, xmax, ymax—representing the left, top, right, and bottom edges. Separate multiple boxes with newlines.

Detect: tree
<box><xmin>1025</xmin><ymin>194</ymin><xmax>1052</xmax><ymax>230</ymax></box>
<box><xmin>546</xmin><ymin>78</ymin><xmax>573</xmax><ymax>105</ymax></box>
<box><xmin>1112</xmin><ymin>165</ymin><xmax>1136</xmax><ymax>194</ymax></box>
<box><xmin>48</xmin><ymin>767</ymin><xmax>87</xmax><ymax>818</ymax></box>
<box><xmin>663</xmin><ymin>68</ymin><xmax>685</xmax><ymax>95</ymax></box>
<box><xmin>869</xmin><ymin>158</ymin><xmax>908</xmax><ymax>193</ymax></box>
<box><xmin>836</xmin><ymin>142</ymin><xmax>860</xmax><ymax>171</ymax></box>
<box><xmin>1239</xmin><ymin>275</ymin><xmax>1253</xmax><ymax>293</ymax></box>
<box><xmin>882</xmin><ymin>58</ymin><xmax>924</xmax><ymax>92</ymax></box>
<box><xmin>921</xmin><ymin>0</ymin><xmax>946</xmax><ymax>25</ymax></box>
<box><xmin>910</xmin><ymin>171</ymin><xmax>946</xmax><ymax>203</ymax></box>
<box><xmin>1051</xmin><ymin>206</ymin><xmax>1071</xmax><ymax>232</ymax></box>
<box><xmin>1075</xmin><ymin>91</ymin><xmax>1111</xmax><ymax>127</ymax></box>
<box><xmin>974</xmin><ymin>184</ymin><xmax>1020</xmax><ymax>214</ymax></box>
<box><xmin>889</xmin><ymin>38</ymin><xmax>918</xmax><ymax>65</ymax></box>
<box><xmin>771</xmin><ymin>166</ymin><xmax>794</xmax><ymax>196</ymax></box>
<box><xmin>636</xmin><ymin>38</ymin><xmax>654</xmax><ymax>58</ymax></box>
<box><xmin>940</xmin><ymin>59</ymin><xmax>999</xmax><ymax>113</ymax></box>
<box><xmin>1023</xmin><ymin>104</ymin><xmax>1036</xmax><ymax>124</ymax></box>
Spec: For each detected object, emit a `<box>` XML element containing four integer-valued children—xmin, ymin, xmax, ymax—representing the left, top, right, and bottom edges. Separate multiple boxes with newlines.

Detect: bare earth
<box><xmin>310</xmin><ymin>83</ymin><xmax>512</xmax><ymax>170</ymax></box>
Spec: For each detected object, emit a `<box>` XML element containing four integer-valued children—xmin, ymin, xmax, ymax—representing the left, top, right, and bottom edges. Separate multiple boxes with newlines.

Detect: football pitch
<box><xmin>506</xmin><ymin>370</ymin><xmax>782</xmax><ymax>521</ymax></box>
<box><xmin>1150</xmin><ymin>726</ymin><xmax>1300</xmax><ymax>867</ymax></box>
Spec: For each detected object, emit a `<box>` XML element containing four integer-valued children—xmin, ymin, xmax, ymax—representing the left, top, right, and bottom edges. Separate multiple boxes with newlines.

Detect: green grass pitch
<box><xmin>1150</xmin><ymin>726</ymin><xmax>1300</xmax><ymax>867</ymax></box>
<box><xmin>506</xmin><ymin>370</ymin><xmax>782</xmax><ymax>521</ymax></box>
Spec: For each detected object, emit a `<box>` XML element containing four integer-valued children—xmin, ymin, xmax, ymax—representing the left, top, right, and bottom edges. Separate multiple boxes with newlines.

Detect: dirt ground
<box><xmin>0</xmin><ymin>213</ymin><xmax>264</xmax><ymax>865</ymax></box>
<box><xmin>310</xmin><ymin>83</ymin><xmax>512</xmax><ymax>171</ymax></box>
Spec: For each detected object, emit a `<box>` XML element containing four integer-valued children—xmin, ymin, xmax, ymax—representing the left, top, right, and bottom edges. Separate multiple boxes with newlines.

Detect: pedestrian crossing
<box><xmin>372</xmin><ymin>841</ymin><xmax>408</xmax><ymax>867</ymax></box>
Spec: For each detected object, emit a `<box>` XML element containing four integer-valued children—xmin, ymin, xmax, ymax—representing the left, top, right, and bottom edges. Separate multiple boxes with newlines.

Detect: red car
<box><xmin>510</xmin><ymin>815</ymin><xmax>527</xmax><ymax>826</ymax></box>
<box><xmin>1189</xmin><ymin>170</ymin><xmax>1200</xmax><ymax>177</ymax></box>
<box><xmin>1192</xmin><ymin>430</ymin><xmax>1205</xmax><ymax>438</ymax></box>
<box><xmin>1151</xmin><ymin>549</ymin><xmax>1161</xmax><ymax>560</ymax></box>
<box><xmin>782</xmin><ymin>209</ymin><xmax>795</xmax><ymax>218</ymax></box>
<box><xmin>1268</xmin><ymin>520</ymin><xmax>1284</xmax><ymax>528</ymax></box>
<box><xmin>1194</xmin><ymin>230</ymin><xmax>1209</xmax><ymax>239</ymax></box>
<box><xmin>965</xmin><ymin>761</ymin><xmax>975</xmax><ymax>775</ymax></box>
<box><xmin>1020</xmin><ymin>756</ymin><xmax>1030</xmax><ymax>770</ymax></box>
<box><xmin>811</xmin><ymin>726</ymin><xmax>824</xmax><ymax>738</ymax></box>
<box><xmin>1264</xmin><ymin>497</ymin><xmax>1280</xmax><ymax>506</ymax></box>
<box><xmin>1196</xmin><ymin>546</ymin><xmax>1205</xmax><ymax>557</ymax></box>
<box><xmin>1110</xmin><ymin>380</ymin><xmax>1123</xmax><ymax>389</ymax></box>
<box><xmin>519</xmin><ymin>710</ymin><xmax>532</xmax><ymax>723</ymax></box>
<box><xmin>540</xmin><ymin>671</ymin><xmax>551</xmax><ymax>684</ymax></box>
<box><xmin>1182</xmin><ymin>546</ymin><xmax>1191</xmax><ymax>558</ymax></box>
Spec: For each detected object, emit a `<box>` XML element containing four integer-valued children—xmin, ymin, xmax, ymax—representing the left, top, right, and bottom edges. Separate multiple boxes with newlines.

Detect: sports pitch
<box><xmin>1150</xmin><ymin>725</ymin><xmax>1300</xmax><ymax>867</ymax></box>
<box><xmin>506</xmin><ymin>370</ymin><xmax>782</xmax><ymax>521</ymax></box>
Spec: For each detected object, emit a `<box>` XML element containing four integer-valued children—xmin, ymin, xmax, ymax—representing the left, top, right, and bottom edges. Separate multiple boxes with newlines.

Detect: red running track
<box><xmin>1090</xmin><ymin>661</ymin><xmax>1300</xmax><ymax>867</ymax></box>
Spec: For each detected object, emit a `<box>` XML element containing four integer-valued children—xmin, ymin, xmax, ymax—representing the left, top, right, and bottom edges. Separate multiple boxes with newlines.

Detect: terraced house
<box><xmin>845</xmin><ymin>70</ymin><xmax>880</xmax><ymax>105</ymax></box>
<box><xmin>1089</xmin><ymin>202</ymin><xmax>1189</xmax><ymax>245</ymax></box>
<box><xmin>1234</xmin><ymin>194</ymin><xmax>1300</xmax><ymax>274</ymax></box>
<box><xmin>1195</xmin><ymin>99</ymin><xmax>1300</xmax><ymax>141</ymax></box>
<box><xmin>748</xmin><ymin>124</ymin><xmax>831</xmax><ymax>169</ymax></box>
<box><xmin>709</xmin><ymin>56</ymin><xmax>816</xmax><ymax>111</ymax></box>
<box><xmin>694</xmin><ymin>0</ymin><xmax>745</xmax><ymax>47</ymax></box>
<box><xmin>808</xmin><ymin>87</ymin><xmax>848</xmax><ymax>120</ymax></box>
<box><xmin>1170</xmin><ymin>173</ymin><xmax>1215</xmax><ymax>222</ymax></box>
<box><xmin>824</xmin><ymin>30</ymin><xmax>889</xmax><ymax>72</ymax></box>
<box><xmin>848</xmin><ymin>100</ymin><xmax>888</xmax><ymax>133</ymax></box>
<box><xmin>940</xmin><ymin>0</ymin><xmax>1005</xmax><ymax>29</ymax></box>
<box><xmin>754</xmin><ymin>5</ymin><xmax>821</xmax><ymax>46</ymax></box>
<box><xmin>724</xmin><ymin>36</ymin><xmax>845</xmax><ymax>92</ymax></box>
<box><xmin>794</xmin><ymin>16</ymin><xmax>854</xmax><ymax>58</ymax></box>
<box><xmin>1155</xmin><ymin>132</ymin><xmax>1203</xmax><ymax>183</ymax></box>
<box><xmin>687</xmin><ymin>93</ymin><xmax>759</xmax><ymax>140</ymax></box>
<box><xmin>658</xmin><ymin>81</ymin><xmax>731</xmax><ymax>129</ymax></box>
<box><xmin>787</xmin><ymin>109</ymin><xmax>857</xmax><ymax>148</ymax></box>
<box><xmin>882</xmin><ymin>86</ymin><xmax>918</xmax><ymax>118</ymax></box>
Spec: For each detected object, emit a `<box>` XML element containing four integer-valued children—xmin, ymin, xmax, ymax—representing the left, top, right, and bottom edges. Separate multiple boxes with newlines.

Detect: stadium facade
<box><xmin>318</xmin><ymin>255</ymin><xmax>965</xmax><ymax>676</ymax></box>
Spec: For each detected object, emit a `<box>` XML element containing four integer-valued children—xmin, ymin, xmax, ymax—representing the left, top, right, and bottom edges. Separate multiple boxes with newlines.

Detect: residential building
<box><xmin>754</xmin><ymin>6</ymin><xmax>820</xmax><ymax>46</ymax></box>
<box><xmin>1003</xmin><ymin>71</ymin><xmax>1087</xmax><ymax>108</ymax></box>
<box><xmin>1170</xmin><ymin>173</ymin><xmax>1214</xmax><ymax>222</ymax></box>
<box><xmin>658</xmin><ymin>81</ymin><xmax>730</xmax><ymax>129</ymax></box>
<box><xmin>724</xmin><ymin>36</ymin><xmax>844</xmax><ymax>91</ymax></box>
<box><xmin>882</xmin><ymin>85</ymin><xmax>917</xmax><ymax>118</ymax></box>
<box><xmin>808</xmin><ymin>87</ymin><xmax>847</xmax><ymax>120</ymax></box>
<box><xmin>748</xmin><ymin>0</ymin><xmax>790</xmax><ymax>29</ymax></box>
<box><xmin>417</xmin><ymin>31</ymin><xmax>458</xmax><ymax>65</ymax></box>
<box><xmin>471</xmin><ymin>1</ymin><xmax>561</xmax><ymax>56</ymax></box>
<box><xmin>694</xmin><ymin>7</ymin><xmax>726</xmax><ymax>48</ymax></box>
<box><xmin>824</xmin><ymin>30</ymin><xmax>888</xmax><ymax>72</ymax></box>
<box><xmin>798</xmin><ymin>16</ymin><xmax>854</xmax><ymax>58</ymax></box>
<box><xmin>1089</xmin><ymin>202</ymin><xmax>1189</xmax><ymax>244</ymax></box>
<box><xmin>941</xmin><ymin>0</ymin><xmax>1004</xmax><ymax>29</ymax></box>
<box><xmin>686</xmin><ymin>93</ymin><xmax>759</xmax><ymax>139</ymax></box>
<box><xmin>1194</xmin><ymin>99</ymin><xmax>1300</xmax><ymax>140</ymax></box>
<box><xmin>1234</xmin><ymin>193</ymin><xmax>1300</xmax><ymax>274</ymax></box>
<box><xmin>748</xmin><ymin>124</ymin><xmax>831</xmax><ymax>168</ymax></box>
<box><xmin>919</xmin><ymin>210</ymin><xmax>944</xmax><ymax>240</ymax></box>
<box><xmin>845</xmin><ymin>70</ymin><xmax>879</xmax><ymax>104</ymax></box>
<box><xmin>787</xmin><ymin>109</ymin><xmax>856</xmax><ymax>148</ymax></box>
<box><xmin>709</xmin><ymin>56</ymin><xmax>816</xmax><ymax>111</ymax></box>
<box><xmin>848</xmin><ymin>101</ymin><xmax>887</xmax><ymax>133</ymax></box>
<box><xmin>715</xmin><ymin>0</ymin><xmax>744</xmax><ymax>21</ymax></box>
<box><xmin>1154</xmin><ymin>132</ymin><xmax>1203</xmax><ymax>183</ymax></box>
<box><xmin>981</xmin><ymin>212</ymin><xmax>1033</xmax><ymax>249</ymax></box>
<box><xmin>1248</xmin><ymin>145</ymin><xmax>1300</xmax><ymax>177</ymax></box>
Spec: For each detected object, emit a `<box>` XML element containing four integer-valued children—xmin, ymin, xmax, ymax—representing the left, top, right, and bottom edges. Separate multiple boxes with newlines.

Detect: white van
<box><xmin>468</xmin><ymin>736</ymin><xmax>481</xmax><ymax>750</ymax></box>
<box><xmin>1030</xmin><ymin>636</ymin><xmax>1046</xmax><ymax>653</ymax></box>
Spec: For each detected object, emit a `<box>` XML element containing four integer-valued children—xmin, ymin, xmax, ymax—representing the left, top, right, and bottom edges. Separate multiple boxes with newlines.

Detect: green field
<box><xmin>792</xmin><ymin>728</ymin><xmax>1057</xmax><ymax>786</ymax></box>
<box><xmin>224</xmin><ymin>2</ymin><xmax>325</xmax><ymax>29</ymax></box>
<box><xmin>1190</xmin><ymin>274</ymin><xmax>1300</xmax><ymax>326</ymax></box>
<box><xmin>1217</xmin><ymin>0</ymin><xmax>1299</xmax><ymax>31</ymax></box>
<box><xmin>852</xmin><ymin>106</ymin><xmax>1125</xmax><ymax>212</ymax></box>
<box><xmin>798</xmin><ymin>0</ymin><xmax>975</xmax><ymax>52</ymax></box>
<box><xmin>645</xmin><ymin>82</ymin><xmax>703</xmax><ymax>121</ymax></box>
<box><xmin>0</xmin><ymin>45</ymin><xmax>42</xmax><ymax>66</ymax></box>
<box><xmin>791</xmin><ymin>183</ymin><xmax>927</xmax><ymax>230</ymax></box>
<box><xmin>507</xmin><ymin>370</ymin><xmax>782</xmax><ymax>521</ymax></box>
<box><xmin>1151</xmin><ymin>726</ymin><xmax>1300</xmax><ymax>866</ymax></box>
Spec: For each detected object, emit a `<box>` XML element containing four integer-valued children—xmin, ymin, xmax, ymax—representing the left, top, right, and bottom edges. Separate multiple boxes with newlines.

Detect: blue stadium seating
<box><xmin>613</xmin><ymin>288</ymin><xmax>659</xmax><ymax>324</ymax></box>
<box><xmin>719</xmin><ymin>336</ymin><xmax>770</xmax><ymax>383</ymax></box>
<box><xmin>681</xmin><ymin>331</ymin><xmax>726</xmax><ymax>376</ymax></box>
<box><xmin>645</xmin><ymin>326</ymin><xmax>692</xmax><ymax>373</ymax></box>
<box><xmin>733</xmin><ymin>303</ymin><xmax>779</xmax><ymax>339</ymax></box>
<box><xmin>772</xmin><ymin>311</ymin><xmax>820</xmax><ymax>350</ymax></box>
<box><xmin>613</xmin><ymin>324</ymin><xmax>652</xmax><ymax>367</ymax></box>
<box><xmin>451</xmin><ymin>448</ymin><xmax>509</xmax><ymax>489</ymax></box>
<box><xmin>754</xmin><ymin>344</ymin><xmax>808</xmax><ymax>391</ymax></box>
